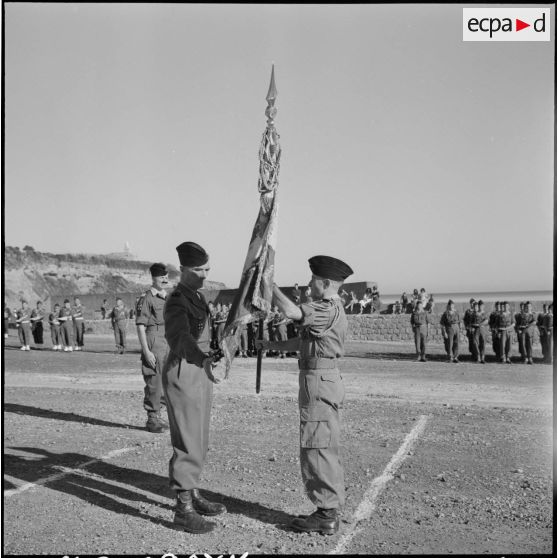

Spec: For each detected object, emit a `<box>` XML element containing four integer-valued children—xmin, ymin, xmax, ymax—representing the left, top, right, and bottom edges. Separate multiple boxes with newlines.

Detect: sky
<box><xmin>3</xmin><ymin>3</ymin><xmax>555</xmax><ymax>295</ymax></box>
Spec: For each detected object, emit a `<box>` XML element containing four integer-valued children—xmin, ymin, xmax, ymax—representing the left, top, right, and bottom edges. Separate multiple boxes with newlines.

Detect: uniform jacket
<box><xmin>135</xmin><ymin>288</ymin><xmax>167</xmax><ymax>328</ymax></box>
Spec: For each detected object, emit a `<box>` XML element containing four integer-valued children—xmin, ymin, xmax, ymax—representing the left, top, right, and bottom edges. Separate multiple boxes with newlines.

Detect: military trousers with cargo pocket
<box><xmin>142</xmin><ymin>325</ymin><xmax>168</xmax><ymax>415</ymax></box>
<box><xmin>298</xmin><ymin>360</ymin><xmax>345</xmax><ymax>510</ymax></box>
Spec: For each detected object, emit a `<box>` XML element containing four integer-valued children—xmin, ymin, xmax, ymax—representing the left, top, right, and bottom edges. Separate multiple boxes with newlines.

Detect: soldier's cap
<box><xmin>525</xmin><ymin>300</ymin><xmax>531</xmax><ymax>305</ymax></box>
<box><xmin>64</xmin><ymin>299</ymin><xmax>70</xmax><ymax>304</ymax></box>
<box><xmin>308</xmin><ymin>255</ymin><xmax>353</xmax><ymax>281</ymax></box>
<box><xmin>176</xmin><ymin>241</ymin><xmax>209</xmax><ymax>267</ymax></box>
<box><xmin>478</xmin><ymin>299</ymin><xmax>484</xmax><ymax>305</ymax></box>
<box><xmin>469</xmin><ymin>297</ymin><xmax>475</xmax><ymax>303</ymax></box>
<box><xmin>447</xmin><ymin>299</ymin><xmax>454</xmax><ymax>305</ymax></box>
<box><xmin>149</xmin><ymin>262</ymin><xmax>167</xmax><ymax>277</ymax></box>
<box><xmin>503</xmin><ymin>300</ymin><xmax>509</xmax><ymax>305</ymax></box>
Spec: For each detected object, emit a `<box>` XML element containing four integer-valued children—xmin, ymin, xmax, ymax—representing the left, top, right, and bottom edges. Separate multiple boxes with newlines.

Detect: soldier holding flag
<box><xmin>256</xmin><ymin>255</ymin><xmax>353</xmax><ymax>535</ymax></box>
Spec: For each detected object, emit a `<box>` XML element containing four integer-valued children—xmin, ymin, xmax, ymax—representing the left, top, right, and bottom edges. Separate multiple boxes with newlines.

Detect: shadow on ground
<box><xmin>4</xmin><ymin>447</ymin><xmax>293</xmax><ymax>529</ymax></box>
<box><xmin>4</xmin><ymin>403</ymin><xmax>145</xmax><ymax>431</ymax></box>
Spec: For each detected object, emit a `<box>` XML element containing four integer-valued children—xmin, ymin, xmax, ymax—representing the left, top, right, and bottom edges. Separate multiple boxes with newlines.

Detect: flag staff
<box><xmin>255</xmin><ymin>65</ymin><xmax>279</xmax><ymax>394</ymax></box>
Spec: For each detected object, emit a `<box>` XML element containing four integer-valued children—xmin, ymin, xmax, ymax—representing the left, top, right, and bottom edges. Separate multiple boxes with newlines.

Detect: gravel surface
<box><xmin>3</xmin><ymin>334</ymin><xmax>554</xmax><ymax>555</ymax></box>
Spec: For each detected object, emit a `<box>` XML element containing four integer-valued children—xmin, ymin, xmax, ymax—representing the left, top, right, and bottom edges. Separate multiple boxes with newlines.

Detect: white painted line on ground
<box><xmin>330</xmin><ymin>414</ymin><xmax>429</xmax><ymax>555</ymax></box>
<box><xmin>3</xmin><ymin>446</ymin><xmax>138</xmax><ymax>499</ymax></box>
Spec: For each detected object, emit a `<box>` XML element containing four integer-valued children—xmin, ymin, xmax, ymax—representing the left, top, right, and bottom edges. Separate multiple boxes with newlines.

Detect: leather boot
<box><xmin>291</xmin><ymin>508</ymin><xmax>339</xmax><ymax>535</ymax></box>
<box><xmin>145</xmin><ymin>414</ymin><xmax>164</xmax><ymax>433</ymax></box>
<box><xmin>174</xmin><ymin>491</ymin><xmax>215</xmax><ymax>533</ymax></box>
<box><xmin>191</xmin><ymin>488</ymin><xmax>227</xmax><ymax>516</ymax></box>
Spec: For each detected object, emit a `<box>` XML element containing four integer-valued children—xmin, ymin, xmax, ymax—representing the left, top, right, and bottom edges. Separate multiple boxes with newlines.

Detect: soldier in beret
<box><xmin>256</xmin><ymin>254</ymin><xmax>353</xmax><ymax>535</ymax></box>
<box><xmin>410</xmin><ymin>299</ymin><xmax>432</xmax><ymax>362</ymax></box>
<box><xmin>497</xmin><ymin>301</ymin><xmax>515</xmax><ymax>363</ymax></box>
<box><xmin>15</xmin><ymin>300</ymin><xmax>32</xmax><ymax>351</ymax></box>
<box><xmin>162</xmin><ymin>241</ymin><xmax>226</xmax><ymax>534</ymax></box>
<box><xmin>489</xmin><ymin>301</ymin><xmax>502</xmax><ymax>360</ymax></box>
<box><xmin>136</xmin><ymin>263</ymin><xmax>170</xmax><ymax>433</ymax></box>
<box><xmin>463</xmin><ymin>298</ymin><xmax>477</xmax><ymax>360</ymax></box>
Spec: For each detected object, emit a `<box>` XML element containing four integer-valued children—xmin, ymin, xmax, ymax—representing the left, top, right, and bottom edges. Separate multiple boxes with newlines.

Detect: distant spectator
<box><xmin>101</xmin><ymin>299</ymin><xmax>109</xmax><ymax>319</ymax></box>
<box><xmin>419</xmin><ymin>288</ymin><xmax>428</xmax><ymax>307</ymax></box>
<box><xmin>411</xmin><ymin>289</ymin><xmax>420</xmax><ymax>309</ymax></box>
<box><xmin>394</xmin><ymin>300</ymin><xmax>402</xmax><ymax>314</ymax></box>
<box><xmin>345</xmin><ymin>291</ymin><xmax>359</xmax><ymax>314</ymax></box>
<box><xmin>15</xmin><ymin>300</ymin><xmax>32</xmax><ymax>351</ymax></box>
<box><xmin>30</xmin><ymin>300</ymin><xmax>46</xmax><ymax>345</ymax></box>
<box><xmin>49</xmin><ymin>303</ymin><xmax>62</xmax><ymax>350</ymax></box>
<box><xmin>214</xmin><ymin>303</ymin><xmax>227</xmax><ymax>342</ymax></box>
<box><xmin>304</xmin><ymin>286</ymin><xmax>313</xmax><ymax>304</ymax></box>
<box><xmin>424</xmin><ymin>295</ymin><xmax>435</xmax><ymax>313</ymax></box>
<box><xmin>359</xmin><ymin>287</ymin><xmax>373</xmax><ymax>314</ymax></box>
<box><xmin>110</xmin><ymin>298</ymin><xmax>128</xmax><ymax>354</ymax></box>
<box><xmin>371</xmin><ymin>285</ymin><xmax>380</xmax><ymax>313</ymax></box>
<box><xmin>339</xmin><ymin>289</ymin><xmax>349</xmax><ymax>307</ymax></box>
<box><xmin>400</xmin><ymin>292</ymin><xmax>409</xmax><ymax>313</ymax></box>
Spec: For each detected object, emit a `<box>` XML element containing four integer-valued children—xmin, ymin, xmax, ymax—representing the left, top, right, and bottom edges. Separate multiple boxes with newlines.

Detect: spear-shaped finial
<box><xmin>265</xmin><ymin>64</ymin><xmax>278</xmax><ymax>127</ymax></box>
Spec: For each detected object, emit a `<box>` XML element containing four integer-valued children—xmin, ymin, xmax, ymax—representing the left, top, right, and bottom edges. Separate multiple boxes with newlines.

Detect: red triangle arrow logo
<box><xmin>516</xmin><ymin>19</ymin><xmax>530</xmax><ymax>31</ymax></box>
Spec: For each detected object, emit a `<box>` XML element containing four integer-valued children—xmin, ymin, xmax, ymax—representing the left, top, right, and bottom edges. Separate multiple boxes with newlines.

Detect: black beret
<box><xmin>149</xmin><ymin>262</ymin><xmax>167</xmax><ymax>277</ymax></box>
<box><xmin>64</xmin><ymin>299</ymin><xmax>70</xmax><ymax>304</ymax></box>
<box><xmin>308</xmin><ymin>255</ymin><xmax>353</xmax><ymax>281</ymax></box>
<box><xmin>176</xmin><ymin>241</ymin><xmax>209</xmax><ymax>267</ymax></box>
<box><xmin>478</xmin><ymin>299</ymin><xmax>484</xmax><ymax>305</ymax></box>
<box><xmin>469</xmin><ymin>298</ymin><xmax>476</xmax><ymax>303</ymax></box>
<box><xmin>447</xmin><ymin>299</ymin><xmax>454</xmax><ymax>305</ymax></box>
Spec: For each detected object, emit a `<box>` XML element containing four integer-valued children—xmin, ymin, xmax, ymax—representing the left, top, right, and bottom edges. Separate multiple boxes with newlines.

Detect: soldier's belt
<box><xmin>146</xmin><ymin>324</ymin><xmax>165</xmax><ymax>331</ymax></box>
<box><xmin>298</xmin><ymin>357</ymin><xmax>338</xmax><ymax>370</ymax></box>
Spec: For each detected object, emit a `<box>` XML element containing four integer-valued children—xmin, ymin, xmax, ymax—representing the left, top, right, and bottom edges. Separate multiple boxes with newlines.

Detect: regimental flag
<box><xmin>221</xmin><ymin>66</ymin><xmax>281</xmax><ymax>376</ymax></box>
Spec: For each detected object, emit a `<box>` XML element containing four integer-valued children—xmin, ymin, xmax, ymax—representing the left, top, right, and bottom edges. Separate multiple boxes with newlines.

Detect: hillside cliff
<box><xmin>3</xmin><ymin>246</ymin><xmax>225</xmax><ymax>307</ymax></box>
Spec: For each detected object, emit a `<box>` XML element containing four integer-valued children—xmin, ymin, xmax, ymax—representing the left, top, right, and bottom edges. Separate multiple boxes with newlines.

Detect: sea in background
<box><xmin>381</xmin><ymin>290</ymin><xmax>554</xmax><ymax>304</ymax></box>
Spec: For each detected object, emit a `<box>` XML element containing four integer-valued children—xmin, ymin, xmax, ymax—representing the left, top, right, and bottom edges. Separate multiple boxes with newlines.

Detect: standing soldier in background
<box><xmin>518</xmin><ymin>301</ymin><xmax>537</xmax><ymax>365</ymax></box>
<box><xmin>541</xmin><ymin>303</ymin><xmax>554</xmax><ymax>364</ymax></box>
<box><xmin>463</xmin><ymin>298</ymin><xmax>476</xmax><ymax>361</ymax></box>
<box><xmin>497</xmin><ymin>301</ymin><xmax>514</xmax><ymax>363</ymax></box>
<box><xmin>30</xmin><ymin>300</ymin><xmax>46</xmax><ymax>346</ymax></box>
<box><xmin>411</xmin><ymin>299</ymin><xmax>431</xmax><ymax>362</ymax></box>
<box><xmin>58</xmin><ymin>299</ymin><xmax>74</xmax><ymax>352</ymax></box>
<box><xmin>110</xmin><ymin>298</ymin><xmax>128</xmax><ymax>354</ymax></box>
<box><xmin>489</xmin><ymin>301</ymin><xmax>501</xmax><ymax>361</ymax></box>
<box><xmin>16</xmin><ymin>300</ymin><xmax>32</xmax><ymax>351</ymax></box>
<box><xmin>208</xmin><ymin>301</ymin><xmax>218</xmax><ymax>350</ymax></box>
<box><xmin>49</xmin><ymin>303</ymin><xmax>62</xmax><ymax>350</ymax></box>
<box><xmin>256</xmin><ymin>255</ymin><xmax>354</xmax><ymax>535</ymax></box>
<box><xmin>136</xmin><ymin>263</ymin><xmax>170</xmax><ymax>434</ymax></box>
<box><xmin>537</xmin><ymin>304</ymin><xmax>548</xmax><ymax>362</ymax></box>
<box><xmin>162</xmin><ymin>242</ymin><xmax>226</xmax><ymax>534</ymax></box>
<box><xmin>514</xmin><ymin>302</ymin><xmax>526</xmax><ymax>361</ymax></box>
<box><xmin>100</xmin><ymin>299</ymin><xmax>109</xmax><ymax>319</ymax></box>
<box><xmin>72</xmin><ymin>297</ymin><xmax>86</xmax><ymax>351</ymax></box>
<box><xmin>271</xmin><ymin>304</ymin><xmax>289</xmax><ymax>358</ymax></box>
<box><xmin>440</xmin><ymin>299</ymin><xmax>460</xmax><ymax>363</ymax></box>
<box><xmin>473</xmin><ymin>300</ymin><xmax>490</xmax><ymax>364</ymax></box>
<box><xmin>3</xmin><ymin>302</ymin><xmax>11</xmax><ymax>339</ymax></box>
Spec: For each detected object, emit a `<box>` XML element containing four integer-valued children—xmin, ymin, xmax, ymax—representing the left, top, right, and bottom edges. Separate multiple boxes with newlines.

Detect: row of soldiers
<box><xmin>4</xmin><ymin>297</ymin><xmax>135</xmax><ymax>354</ymax></box>
<box><xmin>411</xmin><ymin>298</ymin><xmax>554</xmax><ymax>363</ymax></box>
<box><xmin>208</xmin><ymin>301</ymin><xmax>294</xmax><ymax>358</ymax></box>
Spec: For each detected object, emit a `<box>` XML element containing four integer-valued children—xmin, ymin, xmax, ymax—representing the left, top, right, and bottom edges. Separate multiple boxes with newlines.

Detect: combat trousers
<box><xmin>61</xmin><ymin>321</ymin><xmax>74</xmax><ymax>347</ymax></box>
<box><xmin>32</xmin><ymin>322</ymin><xmax>44</xmax><ymax>344</ymax></box>
<box><xmin>498</xmin><ymin>330</ymin><xmax>511</xmax><ymax>360</ymax></box>
<box><xmin>141</xmin><ymin>326</ymin><xmax>168</xmax><ymax>415</ymax></box>
<box><xmin>113</xmin><ymin>321</ymin><xmax>127</xmax><ymax>349</ymax></box>
<box><xmin>492</xmin><ymin>332</ymin><xmax>500</xmax><ymax>360</ymax></box>
<box><xmin>413</xmin><ymin>325</ymin><xmax>427</xmax><ymax>358</ymax></box>
<box><xmin>298</xmin><ymin>362</ymin><xmax>345</xmax><ymax>510</ymax></box>
<box><xmin>539</xmin><ymin>329</ymin><xmax>547</xmax><ymax>361</ymax></box>
<box><xmin>18</xmin><ymin>323</ymin><xmax>31</xmax><ymax>346</ymax></box>
<box><xmin>544</xmin><ymin>332</ymin><xmax>553</xmax><ymax>363</ymax></box>
<box><xmin>239</xmin><ymin>328</ymin><xmax>248</xmax><ymax>352</ymax></box>
<box><xmin>50</xmin><ymin>325</ymin><xmax>61</xmax><ymax>346</ymax></box>
<box><xmin>518</xmin><ymin>328</ymin><xmax>535</xmax><ymax>360</ymax></box>
<box><xmin>73</xmin><ymin>319</ymin><xmax>85</xmax><ymax>347</ymax></box>
<box><xmin>444</xmin><ymin>325</ymin><xmax>459</xmax><ymax>358</ymax></box>
<box><xmin>163</xmin><ymin>357</ymin><xmax>213</xmax><ymax>492</ymax></box>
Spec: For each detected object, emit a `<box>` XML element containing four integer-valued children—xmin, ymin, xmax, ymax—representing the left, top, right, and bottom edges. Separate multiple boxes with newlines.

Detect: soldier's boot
<box><xmin>290</xmin><ymin>508</ymin><xmax>339</xmax><ymax>535</ymax></box>
<box><xmin>191</xmin><ymin>488</ymin><xmax>227</xmax><ymax>516</ymax></box>
<box><xmin>173</xmin><ymin>491</ymin><xmax>216</xmax><ymax>533</ymax></box>
<box><xmin>157</xmin><ymin>412</ymin><xmax>169</xmax><ymax>429</ymax></box>
<box><xmin>145</xmin><ymin>413</ymin><xmax>164</xmax><ymax>433</ymax></box>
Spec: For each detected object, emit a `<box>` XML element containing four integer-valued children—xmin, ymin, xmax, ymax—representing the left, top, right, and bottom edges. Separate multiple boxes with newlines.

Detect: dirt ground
<box><xmin>2</xmin><ymin>333</ymin><xmax>555</xmax><ymax>556</ymax></box>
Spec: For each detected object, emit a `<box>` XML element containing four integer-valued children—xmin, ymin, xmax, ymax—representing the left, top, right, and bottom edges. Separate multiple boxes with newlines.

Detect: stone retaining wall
<box><xmin>47</xmin><ymin>315</ymin><xmax>539</xmax><ymax>347</ymax></box>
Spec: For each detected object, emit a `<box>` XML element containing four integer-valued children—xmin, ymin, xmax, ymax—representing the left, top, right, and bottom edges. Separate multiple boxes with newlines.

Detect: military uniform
<box><xmin>497</xmin><ymin>306</ymin><xmax>514</xmax><ymax>363</ymax></box>
<box><xmin>463</xmin><ymin>304</ymin><xmax>476</xmax><ymax>359</ymax></box>
<box><xmin>440</xmin><ymin>308</ymin><xmax>460</xmax><ymax>361</ymax></box>
<box><xmin>517</xmin><ymin>308</ymin><xmax>537</xmax><ymax>364</ymax></box>
<box><xmin>489</xmin><ymin>305</ymin><xmax>501</xmax><ymax>360</ymax></box>
<box><xmin>16</xmin><ymin>306</ymin><xmax>32</xmax><ymax>349</ymax></box>
<box><xmin>471</xmin><ymin>308</ymin><xmax>489</xmax><ymax>363</ymax></box>
<box><xmin>537</xmin><ymin>310</ymin><xmax>547</xmax><ymax>361</ymax></box>
<box><xmin>3</xmin><ymin>304</ymin><xmax>11</xmax><ymax>338</ymax></box>
<box><xmin>30</xmin><ymin>305</ymin><xmax>45</xmax><ymax>345</ymax></box>
<box><xmin>58</xmin><ymin>305</ymin><xmax>74</xmax><ymax>350</ymax></box>
<box><xmin>72</xmin><ymin>302</ymin><xmax>85</xmax><ymax>350</ymax></box>
<box><xmin>111</xmin><ymin>305</ymin><xmax>128</xmax><ymax>353</ymax></box>
<box><xmin>136</xmin><ymin>288</ymin><xmax>169</xmax><ymax>419</ymax></box>
<box><xmin>49</xmin><ymin>308</ymin><xmax>62</xmax><ymax>349</ymax></box>
<box><xmin>411</xmin><ymin>307</ymin><xmax>430</xmax><ymax>361</ymax></box>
